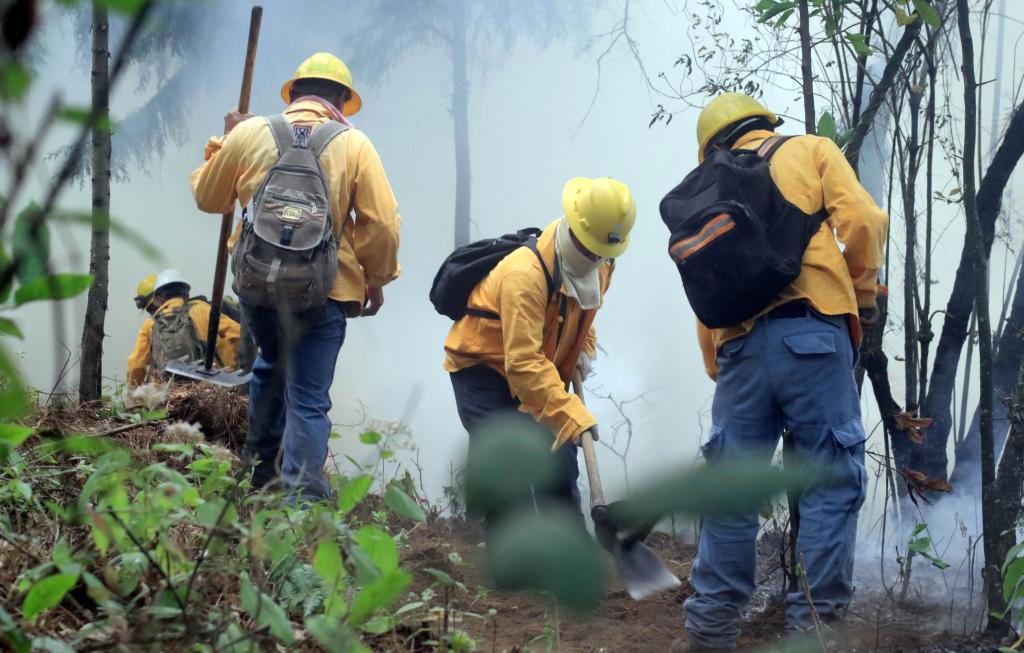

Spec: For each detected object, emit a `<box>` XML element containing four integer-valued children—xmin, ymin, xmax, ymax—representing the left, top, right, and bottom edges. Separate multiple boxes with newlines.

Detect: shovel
<box><xmin>166</xmin><ymin>6</ymin><xmax>263</xmax><ymax>389</ymax></box>
<box><xmin>573</xmin><ymin>373</ymin><xmax>682</xmax><ymax>600</ymax></box>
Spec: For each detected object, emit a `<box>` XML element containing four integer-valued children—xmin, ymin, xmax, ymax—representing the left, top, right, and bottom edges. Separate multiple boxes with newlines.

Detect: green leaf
<box><xmin>240</xmin><ymin>575</ymin><xmax>294</xmax><ymax>644</ymax></box>
<box><xmin>56</xmin><ymin>107</ymin><xmax>113</xmax><ymax>134</ymax></box>
<box><xmin>51</xmin><ymin>210</ymin><xmax>160</xmax><ymax>260</ymax></box>
<box><xmin>30</xmin><ymin>637</ymin><xmax>76</xmax><ymax>653</ymax></box>
<box><xmin>304</xmin><ymin>616</ymin><xmax>370</xmax><ymax>653</ymax></box>
<box><xmin>846</xmin><ymin>32</ymin><xmax>872</xmax><ymax>57</ymax></box>
<box><xmin>0</xmin><ymin>424</ymin><xmax>32</xmax><ymax>451</ymax></box>
<box><xmin>22</xmin><ymin>573</ymin><xmax>79</xmax><ymax>623</ymax></box>
<box><xmin>757</xmin><ymin>0</ymin><xmax>796</xmax><ymax>24</ymax></box>
<box><xmin>0</xmin><ymin>347</ymin><xmax>29</xmax><ymax>423</ymax></box>
<box><xmin>14</xmin><ymin>274</ymin><xmax>93</xmax><ymax>306</ymax></box>
<box><xmin>911</xmin><ymin>0</ymin><xmax>940</xmax><ymax>27</ymax></box>
<box><xmin>348</xmin><ymin>570</ymin><xmax>411</xmax><ymax>626</ymax></box>
<box><xmin>11</xmin><ymin>202</ymin><xmax>49</xmax><ymax>285</ymax></box>
<box><xmin>94</xmin><ymin>0</ymin><xmax>145</xmax><ymax>14</ymax></box>
<box><xmin>464</xmin><ymin>417</ymin><xmax>558</xmax><ymax>516</ymax></box>
<box><xmin>424</xmin><ymin>568</ymin><xmax>454</xmax><ymax>586</ymax></box>
<box><xmin>0</xmin><ymin>319</ymin><xmax>23</xmax><ymax>339</ymax></box>
<box><xmin>337</xmin><ymin>474</ymin><xmax>373</xmax><ymax>515</ymax></box>
<box><xmin>359</xmin><ymin>431</ymin><xmax>382</xmax><ymax>445</ymax></box>
<box><xmin>383</xmin><ymin>485</ymin><xmax>426</xmax><ymax>523</ymax></box>
<box><xmin>894</xmin><ymin>6</ymin><xmax>919</xmax><ymax>26</ymax></box>
<box><xmin>817</xmin><ymin>111</ymin><xmax>839</xmax><ymax>142</ymax></box>
<box><xmin>488</xmin><ymin>507</ymin><xmax>605</xmax><ymax>611</ymax></box>
<box><xmin>0</xmin><ymin>60</ymin><xmax>31</xmax><ymax>102</ymax></box>
<box><xmin>354</xmin><ymin>525</ymin><xmax>398</xmax><ymax>574</ymax></box>
<box><xmin>313</xmin><ymin>539</ymin><xmax>346</xmax><ymax>588</ymax></box>
<box><xmin>0</xmin><ymin>603</ymin><xmax>31</xmax><ymax>653</ymax></box>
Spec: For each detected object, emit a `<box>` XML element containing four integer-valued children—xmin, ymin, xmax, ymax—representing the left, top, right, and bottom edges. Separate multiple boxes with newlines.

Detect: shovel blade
<box><xmin>165</xmin><ymin>360</ymin><xmax>251</xmax><ymax>388</ymax></box>
<box><xmin>591</xmin><ymin>504</ymin><xmax>681</xmax><ymax>600</ymax></box>
<box><xmin>614</xmin><ymin>538</ymin><xmax>682</xmax><ymax>600</ymax></box>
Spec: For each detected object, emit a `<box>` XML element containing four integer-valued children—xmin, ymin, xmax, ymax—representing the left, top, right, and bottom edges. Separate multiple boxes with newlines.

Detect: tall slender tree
<box><xmin>346</xmin><ymin>0</ymin><xmax>596</xmax><ymax>247</ymax></box>
<box><xmin>78</xmin><ymin>2</ymin><xmax>110</xmax><ymax>403</ymax></box>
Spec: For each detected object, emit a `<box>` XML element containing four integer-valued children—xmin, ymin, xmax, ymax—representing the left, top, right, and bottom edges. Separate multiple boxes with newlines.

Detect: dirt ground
<box><xmin>397</xmin><ymin>521</ymin><xmax>1000</xmax><ymax>653</ymax></box>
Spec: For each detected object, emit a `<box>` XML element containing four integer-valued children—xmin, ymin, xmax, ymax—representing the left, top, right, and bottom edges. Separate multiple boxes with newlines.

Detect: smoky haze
<box><xmin>8</xmin><ymin>0</ymin><xmax>1024</xmax><ymax>589</ymax></box>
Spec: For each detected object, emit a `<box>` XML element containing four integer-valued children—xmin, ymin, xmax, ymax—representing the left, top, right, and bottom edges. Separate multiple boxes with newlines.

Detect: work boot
<box><xmin>669</xmin><ymin>637</ymin><xmax>736</xmax><ymax>652</ymax></box>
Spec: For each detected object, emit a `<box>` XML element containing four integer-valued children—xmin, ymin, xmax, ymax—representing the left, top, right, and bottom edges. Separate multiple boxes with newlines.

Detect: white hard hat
<box><xmin>154</xmin><ymin>269</ymin><xmax>190</xmax><ymax>293</ymax></box>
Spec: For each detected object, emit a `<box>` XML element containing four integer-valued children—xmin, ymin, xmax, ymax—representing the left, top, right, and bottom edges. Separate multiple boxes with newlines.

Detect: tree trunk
<box><xmin>918</xmin><ymin>100</ymin><xmax>1024</xmax><ymax>481</ymax></box>
<box><xmin>955</xmin><ymin>0</ymin><xmax>1002</xmax><ymax>625</ymax></box>
<box><xmin>78</xmin><ymin>4</ymin><xmax>111</xmax><ymax>404</ymax></box>
<box><xmin>989</xmin><ymin>350</ymin><xmax>1024</xmax><ymax>633</ymax></box>
<box><xmin>950</xmin><ymin>258</ymin><xmax>1024</xmax><ymax>491</ymax></box>
<box><xmin>845</xmin><ymin>17</ymin><xmax>922</xmax><ymax>170</ymax></box>
<box><xmin>903</xmin><ymin>86</ymin><xmax>923</xmax><ymax>412</ymax></box>
<box><xmin>797</xmin><ymin>0</ymin><xmax>815</xmax><ymax>134</ymax></box>
<box><xmin>451</xmin><ymin>0</ymin><xmax>472</xmax><ymax>248</ymax></box>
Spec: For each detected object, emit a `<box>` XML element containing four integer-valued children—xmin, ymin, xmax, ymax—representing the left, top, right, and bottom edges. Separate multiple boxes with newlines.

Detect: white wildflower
<box><xmin>163</xmin><ymin>421</ymin><xmax>204</xmax><ymax>444</ymax></box>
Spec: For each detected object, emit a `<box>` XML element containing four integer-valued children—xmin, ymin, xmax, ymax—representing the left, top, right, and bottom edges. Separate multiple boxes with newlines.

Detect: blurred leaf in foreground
<box><xmin>610</xmin><ymin>458</ymin><xmax>819</xmax><ymax>528</ymax></box>
<box><xmin>463</xmin><ymin>415</ymin><xmax>557</xmax><ymax>516</ymax></box>
<box><xmin>487</xmin><ymin>505</ymin><xmax>605</xmax><ymax>612</ymax></box>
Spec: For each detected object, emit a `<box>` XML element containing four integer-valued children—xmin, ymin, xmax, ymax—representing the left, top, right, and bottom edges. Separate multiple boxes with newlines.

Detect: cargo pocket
<box><xmin>830</xmin><ymin>419</ymin><xmax>867</xmax><ymax>512</ymax></box>
<box><xmin>701</xmin><ymin>425</ymin><xmax>726</xmax><ymax>464</ymax></box>
<box><xmin>783</xmin><ymin>331</ymin><xmax>836</xmax><ymax>355</ymax></box>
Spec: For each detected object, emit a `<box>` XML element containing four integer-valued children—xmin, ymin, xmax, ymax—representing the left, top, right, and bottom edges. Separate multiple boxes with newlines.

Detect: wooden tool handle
<box><xmin>572</xmin><ymin>372</ymin><xmax>606</xmax><ymax>509</ymax></box>
<box><xmin>204</xmin><ymin>6</ymin><xmax>262</xmax><ymax>371</ymax></box>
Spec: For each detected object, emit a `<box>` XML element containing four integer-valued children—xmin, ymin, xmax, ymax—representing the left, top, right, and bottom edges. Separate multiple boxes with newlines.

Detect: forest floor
<box><xmin>2</xmin><ymin>391</ymin><xmax>1005</xmax><ymax>653</ymax></box>
<box><xmin>395</xmin><ymin>518</ymin><xmax>997</xmax><ymax>653</ymax></box>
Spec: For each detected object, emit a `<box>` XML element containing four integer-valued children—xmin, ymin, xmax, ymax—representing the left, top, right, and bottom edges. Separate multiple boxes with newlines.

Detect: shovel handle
<box><xmin>572</xmin><ymin>372</ymin><xmax>606</xmax><ymax>509</ymax></box>
<box><xmin>204</xmin><ymin>6</ymin><xmax>263</xmax><ymax>371</ymax></box>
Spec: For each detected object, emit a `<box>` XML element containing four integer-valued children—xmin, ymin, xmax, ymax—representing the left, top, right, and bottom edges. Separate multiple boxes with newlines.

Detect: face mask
<box><xmin>555</xmin><ymin>218</ymin><xmax>602</xmax><ymax>310</ymax></box>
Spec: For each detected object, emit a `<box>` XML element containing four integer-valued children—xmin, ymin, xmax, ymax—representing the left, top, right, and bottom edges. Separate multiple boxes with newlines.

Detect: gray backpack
<box><xmin>151</xmin><ymin>302</ymin><xmax>205</xmax><ymax>377</ymax></box>
<box><xmin>231</xmin><ymin>115</ymin><xmax>349</xmax><ymax>312</ymax></box>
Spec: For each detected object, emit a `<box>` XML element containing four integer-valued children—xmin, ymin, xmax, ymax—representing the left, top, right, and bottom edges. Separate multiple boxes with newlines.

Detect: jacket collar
<box><xmin>157</xmin><ymin>297</ymin><xmax>186</xmax><ymax>314</ymax></box>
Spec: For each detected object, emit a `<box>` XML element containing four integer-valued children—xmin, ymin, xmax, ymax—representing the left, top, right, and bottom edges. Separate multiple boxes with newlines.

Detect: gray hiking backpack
<box><xmin>231</xmin><ymin>115</ymin><xmax>349</xmax><ymax>312</ymax></box>
<box><xmin>150</xmin><ymin>302</ymin><xmax>205</xmax><ymax>377</ymax></box>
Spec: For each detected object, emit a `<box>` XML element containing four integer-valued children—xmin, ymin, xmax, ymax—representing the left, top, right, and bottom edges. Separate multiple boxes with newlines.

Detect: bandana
<box><xmin>555</xmin><ymin>218</ymin><xmax>602</xmax><ymax>310</ymax></box>
<box><xmin>290</xmin><ymin>95</ymin><xmax>354</xmax><ymax>127</ymax></box>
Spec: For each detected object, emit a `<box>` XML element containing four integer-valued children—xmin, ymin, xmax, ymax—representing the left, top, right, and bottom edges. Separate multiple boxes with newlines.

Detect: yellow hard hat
<box><xmin>562</xmin><ymin>177</ymin><xmax>636</xmax><ymax>259</ymax></box>
<box><xmin>280</xmin><ymin>52</ymin><xmax>363</xmax><ymax>116</ymax></box>
<box><xmin>696</xmin><ymin>93</ymin><xmax>780</xmax><ymax>162</ymax></box>
<box><xmin>135</xmin><ymin>275</ymin><xmax>156</xmax><ymax>299</ymax></box>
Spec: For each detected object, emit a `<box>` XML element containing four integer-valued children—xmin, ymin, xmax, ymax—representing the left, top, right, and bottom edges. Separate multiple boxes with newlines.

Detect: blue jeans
<box><xmin>684</xmin><ymin>310</ymin><xmax>867</xmax><ymax>649</ymax></box>
<box><xmin>450</xmin><ymin>365</ymin><xmax>582</xmax><ymax>523</ymax></box>
<box><xmin>241</xmin><ymin>300</ymin><xmax>347</xmax><ymax>501</ymax></box>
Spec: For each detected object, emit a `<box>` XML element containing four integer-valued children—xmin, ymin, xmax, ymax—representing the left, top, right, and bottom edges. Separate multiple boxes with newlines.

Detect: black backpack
<box><xmin>430</xmin><ymin>228</ymin><xmax>558</xmax><ymax>321</ymax></box>
<box><xmin>659</xmin><ymin>136</ymin><xmax>827</xmax><ymax>328</ymax></box>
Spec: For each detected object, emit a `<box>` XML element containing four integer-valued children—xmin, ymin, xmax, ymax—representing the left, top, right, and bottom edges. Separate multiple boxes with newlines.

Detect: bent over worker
<box><xmin>190</xmin><ymin>52</ymin><xmax>401</xmax><ymax>501</ymax></box>
<box><xmin>126</xmin><ymin>269</ymin><xmax>241</xmax><ymax>386</ymax></box>
<box><xmin>673</xmin><ymin>94</ymin><xmax>888</xmax><ymax>652</ymax></box>
<box><xmin>444</xmin><ymin>177</ymin><xmax>635</xmax><ymax>526</ymax></box>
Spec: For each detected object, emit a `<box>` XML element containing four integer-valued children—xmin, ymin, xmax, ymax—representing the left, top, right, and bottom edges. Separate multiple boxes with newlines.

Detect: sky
<box><xmin>6</xmin><ymin>0</ymin><xmax>1024</xmax><ymax>560</ymax></box>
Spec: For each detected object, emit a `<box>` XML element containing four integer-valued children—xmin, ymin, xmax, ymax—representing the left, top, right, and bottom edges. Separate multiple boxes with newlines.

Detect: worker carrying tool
<box><xmin>134</xmin><ymin>274</ymin><xmax>157</xmax><ymax>315</ymax></box>
<box><xmin>660</xmin><ymin>93</ymin><xmax>888</xmax><ymax>651</ymax></box>
<box><xmin>190</xmin><ymin>52</ymin><xmax>402</xmax><ymax>501</ymax></box>
<box><xmin>437</xmin><ymin>176</ymin><xmax>635</xmax><ymax>529</ymax></box>
<box><xmin>126</xmin><ymin>269</ymin><xmax>242</xmax><ymax>386</ymax></box>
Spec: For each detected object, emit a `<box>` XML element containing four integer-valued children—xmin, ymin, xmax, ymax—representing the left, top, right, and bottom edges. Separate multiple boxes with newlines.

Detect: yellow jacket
<box><xmin>189</xmin><ymin>100</ymin><xmax>401</xmax><ymax>313</ymax></box>
<box><xmin>697</xmin><ymin>130</ymin><xmax>889</xmax><ymax>379</ymax></box>
<box><xmin>126</xmin><ymin>298</ymin><xmax>241</xmax><ymax>385</ymax></box>
<box><xmin>444</xmin><ymin>221</ymin><xmax>612</xmax><ymax>446</ymax></box>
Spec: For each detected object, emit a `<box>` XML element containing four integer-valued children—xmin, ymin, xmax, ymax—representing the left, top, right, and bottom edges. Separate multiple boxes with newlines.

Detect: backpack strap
<box><xmin>307</xmin><ymin>121</ymin><xmax>350</xmax><ymax>157</ymax></box>
<box><xmin>265</xmin><ymin>114</ymin><xmax>295</xmax><ymax>155</ymax></box>
<box><xmin>464</xmin><ymin>237</ymin><xmax>561</xmax><ymax>320</ymax></box>
<box><xmin>757</xmin><ymin>135</ymin><xmax>794</xmax><ymax>160</ymax></box>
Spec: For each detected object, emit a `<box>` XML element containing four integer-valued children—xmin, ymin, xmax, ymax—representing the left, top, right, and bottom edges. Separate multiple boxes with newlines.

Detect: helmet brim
<box><xmin>280</xmin><ymin>79</ymin><xmax>363</xmax><ymax>116</ymax></box>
